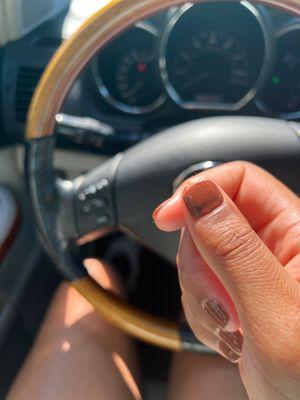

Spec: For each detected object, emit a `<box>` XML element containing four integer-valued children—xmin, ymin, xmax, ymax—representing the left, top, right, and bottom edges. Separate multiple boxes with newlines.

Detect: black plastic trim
<box><xmin>26</xmin><ymin>138</ymin><xmax>86</xmax><ymax>280</ymax></box>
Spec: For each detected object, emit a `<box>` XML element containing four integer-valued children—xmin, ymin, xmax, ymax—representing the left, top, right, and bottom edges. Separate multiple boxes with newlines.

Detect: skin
<box><xmin>7</xmin><ymin>260</ymin><xmax>246</xmax><ymax>400</ymax></box>
<box><xmin>7</xmin><ymin>259</ymin><xmax>141</xmax><ymax>400</ymax></box>
<box><xmin>153</xmin><ymin>161</ymin><xmax>300</xmax><ymax>400</ymax></box>
<box><xmin>167</xmin><ymin>352</ymin><xmax>248</xmax><ymax>400</ymax></box>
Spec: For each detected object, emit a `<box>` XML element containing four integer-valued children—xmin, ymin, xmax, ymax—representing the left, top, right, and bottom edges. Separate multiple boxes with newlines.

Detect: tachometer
<box><xmin>160</xmin><ymin>2</ymin><xmax>273</xmax><ymax>111</ymax></box>
<box><xmin>256</xmin><ymin>24</ymin><xmax>300</xmax><ymax>119</ymax></box>
<box><xmin>93</xmin><ymin>24</ymin><xmax>166</xmax><ymax>114</ymax></box>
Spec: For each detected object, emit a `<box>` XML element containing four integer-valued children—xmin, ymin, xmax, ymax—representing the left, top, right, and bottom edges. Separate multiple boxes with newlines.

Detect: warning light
<box><xmin>272</xmin><ymin>75</ymin><xmax>280</xmax><ymax>85</ymax></box>
<box><xmin>137</xmin><ymin>62</ymin><xmax>147</xmax><ymax>73</ymax></box>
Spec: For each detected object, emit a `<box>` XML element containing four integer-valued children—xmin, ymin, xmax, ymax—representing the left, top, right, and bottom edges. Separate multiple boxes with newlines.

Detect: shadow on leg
<box><xmin>7</xmin><ymin>259</ymin><xmax>141</xmax><ymax>400</ymax></box>
<box><xmin>167</xmin><ymin>351</ymin><xmax>248</xmax><ymax>400</ymax></box>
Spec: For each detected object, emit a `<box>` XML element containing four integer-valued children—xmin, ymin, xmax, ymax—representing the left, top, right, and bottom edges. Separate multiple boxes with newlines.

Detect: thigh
<box><xmin>167</xmin><ymin>352</ymin><xmax>248</xmax><ymax>400</ymax></box>
<box><xmin>7</xmin><ymin>259</ymin><xmax>141</xmax><ymax>400</ymax></box>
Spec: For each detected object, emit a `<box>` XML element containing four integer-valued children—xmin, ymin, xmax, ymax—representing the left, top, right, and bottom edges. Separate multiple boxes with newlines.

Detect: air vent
<box><xmin>16</xmin><ymin>67</ymin><xmax>43</xmax><ymax>122</ymax></box>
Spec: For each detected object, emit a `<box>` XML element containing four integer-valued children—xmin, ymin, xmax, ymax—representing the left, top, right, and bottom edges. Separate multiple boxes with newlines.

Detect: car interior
<box><xmin>1</xmin><ymin>0</ymin><xmax>300</xmax><ymax>398</ymax></box>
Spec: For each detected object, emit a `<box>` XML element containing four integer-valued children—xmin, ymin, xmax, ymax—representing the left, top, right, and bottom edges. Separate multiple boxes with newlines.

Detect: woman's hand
<box><xmin>153</xmin><ymin>161</ymin><xmax>300</xmax><ymax>400</ymax></box>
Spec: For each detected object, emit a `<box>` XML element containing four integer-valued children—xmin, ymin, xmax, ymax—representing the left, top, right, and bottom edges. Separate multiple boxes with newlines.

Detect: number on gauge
<box><xmin>115</xmin><ymin>48</ymin><xmax>161</xmax><ymax>107</ymax></box>
<box><xmin>93</xmin><ymin>25</ymin><xmax>166</xmax><ymax>114</ymax></box>
<box><xmin>169</xmin><ymin>30</ymin><xmax>252</xmax><ymax>104</ymax></box>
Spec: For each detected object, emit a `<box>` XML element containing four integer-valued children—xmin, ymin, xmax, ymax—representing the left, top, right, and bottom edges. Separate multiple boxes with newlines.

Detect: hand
<box><xmin>153</xmin><ymin>161</ymin><xmax>300</xmax><ymax>400</ymax></box>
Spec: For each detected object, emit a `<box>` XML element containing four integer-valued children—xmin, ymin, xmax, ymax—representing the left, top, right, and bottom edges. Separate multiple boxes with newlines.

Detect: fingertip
<box><xmin>218</xmin><ymin>341</ymin><xmax>241</xmax><ymax>364</ymax></box>
<box><xmin>152</xmin><ymin>175</ymin><xmax>211</xmax><ymax>231</ymax></box>
<box><xmin>152</xmin><ymin>192</ymin><xmax>185</xmax><ymax>232</ymax></box>
<box><xmin>226</xmin><ymin>317</ymin><xmax>240</xmax><ymax>333</ymax></box>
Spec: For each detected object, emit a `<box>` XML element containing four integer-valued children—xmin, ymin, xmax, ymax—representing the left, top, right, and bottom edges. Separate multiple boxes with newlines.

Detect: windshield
<box><xmin>63</xmin><ymin>0</ymin><xmax>113</xmax><ymax>38</ymax></box>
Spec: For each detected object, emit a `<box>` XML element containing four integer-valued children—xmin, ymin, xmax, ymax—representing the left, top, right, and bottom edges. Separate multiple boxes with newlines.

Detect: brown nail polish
<box><xmin>219</xmin><ymin>341</ymin><xmax>241</xmax><ymax>363</ymax></box>
<box><xmin>203</xmin><ymin>299</ymin><xmax>229</xmax><ymax>329</ymax></box>
<box><xmin>183</xmin><ymin>180</ymin><xmax>224</xmax><ymax>219</ymax></box>
<box><xmin>153</xmin><ymin>198</ymin><xmax>170</xmax><ymax>219</ymax></box>
<box><xmin>218</xmin><ymin>330</ymin><xmax>243</xmax><ymax>355</ymax></box>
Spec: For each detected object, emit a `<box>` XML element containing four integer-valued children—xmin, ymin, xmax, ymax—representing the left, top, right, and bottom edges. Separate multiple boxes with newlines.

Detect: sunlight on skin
<box><xmin>63</xmin><ymin>287</ymin><xmax>94</xmax><ymax>327</ymax></box>
<box><xmin>61</xmin><ymin>341</ymin><xmax>71</xmax><ymax>352</ymax></box>
<box><xmin>7</xmin><ymin>258</ymin><xmax>140</xmax><ymax>400</ymax></box>
<box><xmin>63</xmin><ymin>258</ymin><xmax>114</xmax><ymax>327</ymax></box>
<box><xmin>84</xmin><ymin>258</ymin><xmax>112</xmax><ymax>290</ymax></box>
<box><xmin>112</xmin><ymin>352</ymin><xmax>142</xmax><ymax>400</ymax></box>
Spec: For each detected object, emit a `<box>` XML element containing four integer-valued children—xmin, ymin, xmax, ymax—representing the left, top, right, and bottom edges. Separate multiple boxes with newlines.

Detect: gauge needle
<box><xmin>181</xmin><ymin>71</ymin><xmax>210</xmax><ymax>89</ymax></box>
<box><xmin>123</xmin><ymin>78</ymin><xmax>145</xmax><ymax>99</ymax></box>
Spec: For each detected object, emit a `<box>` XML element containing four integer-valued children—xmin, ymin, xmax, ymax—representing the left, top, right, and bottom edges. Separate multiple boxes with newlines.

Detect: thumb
<box><xmin>180</xmin><ymin>179</ymin><xmax>299</xmax><ymax>335</ymax></box>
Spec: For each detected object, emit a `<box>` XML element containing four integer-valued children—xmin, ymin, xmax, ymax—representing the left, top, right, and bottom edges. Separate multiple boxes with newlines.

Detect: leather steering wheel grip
<box><xmin>25</xmin><ymin>0</ymin><xmax>300</xmax><ymax>352</ymax></box>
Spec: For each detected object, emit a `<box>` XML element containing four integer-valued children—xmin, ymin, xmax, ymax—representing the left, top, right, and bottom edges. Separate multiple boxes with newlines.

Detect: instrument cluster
<box><xmin>91</xmin><ymin>1</ymin><xmax>300</xmax><ymax>121</ymax></box>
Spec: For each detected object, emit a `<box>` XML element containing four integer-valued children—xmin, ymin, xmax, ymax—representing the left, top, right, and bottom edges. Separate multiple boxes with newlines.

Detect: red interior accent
<box><xmin>0</xmin><ymin>214</ymin><xmax>20</xmax><ymax>263</ymax></box>
<box><xmin>137</xmin><ymin>62</ymin><xmax>147</xmax><ymax>73</ymax></box>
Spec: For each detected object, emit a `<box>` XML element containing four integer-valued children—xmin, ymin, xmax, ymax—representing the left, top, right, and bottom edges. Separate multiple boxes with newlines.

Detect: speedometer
<box><xmin>93</xmin><ymin>24</ymin><xmax>166</xmax><ymax>114</ymax></box>
<box><xmin>166</xmin><ymin>30</ymin><xmax>253</xmax><ymax>105</ymax></box>
<box><xmin>159</xmin><ymin>1</ymin><xmax>273</xmax><ymax>111</ymax></box>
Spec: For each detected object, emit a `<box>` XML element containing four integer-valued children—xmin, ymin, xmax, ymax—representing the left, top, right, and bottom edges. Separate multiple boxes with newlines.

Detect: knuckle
<box><xmin>210</xmin><ymin>222</ymin><xmax>260</xmax><ymax>261</ymax></box>
<box><xmin>231</xmin><ymin>160</ymin><xmax>254</xmax><ymax>170</ymax></box>
<box><xmin>229</xmin><ymin>160</ymin><xmax>260</xmax><ymax>175</ymax></box>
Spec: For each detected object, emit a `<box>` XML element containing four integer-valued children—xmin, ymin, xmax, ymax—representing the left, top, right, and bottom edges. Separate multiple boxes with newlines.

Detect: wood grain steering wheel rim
<box><xmin>26</xmin><ymin>0</ymin><xmax>300</xmax><ymax>352</ymax></box>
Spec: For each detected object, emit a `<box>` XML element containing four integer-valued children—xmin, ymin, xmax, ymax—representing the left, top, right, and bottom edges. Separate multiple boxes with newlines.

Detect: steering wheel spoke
<box><xmin>58</xmin><ymin>155</ymin><xmax>122</xmax><ymax>241</ymax></box>
<box><xmin>56</xmin><ymin>113</ymin><xmax>114</xmax><ymax>149</ymax></box>
<box><xmin>56</xmin><ymin>113</ymin><xmax>142</xmax><ymax>150</ymax></box>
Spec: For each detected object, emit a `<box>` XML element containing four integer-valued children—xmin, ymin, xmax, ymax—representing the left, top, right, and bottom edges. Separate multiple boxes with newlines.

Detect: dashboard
<box><xmin>2</xmin><ymin>1</ymin><xmax>300</xmax><ymax>154</ymax></box>
<box><xmin>94</xmin><ymin>2</ymin><xmax>270</xmax><ymax>115</ymax></box>
<box><xmin>92</xmin><ymin>2</ymin><xmax>300</xmax><ymax>119</ymax></box>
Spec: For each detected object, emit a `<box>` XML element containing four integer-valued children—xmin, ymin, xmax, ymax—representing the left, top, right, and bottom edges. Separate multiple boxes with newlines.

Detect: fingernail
<box><xmin>183</xmin><ymin>180</ymin><xmax>224</xmax><ymax>219</ymax></box>
<box><xmin>203</xmin><ymin>299</ymin><xmax>229</xmax><ymax>329</ymax></box>
<box><xmin>218</xmin><ymin>330</ymin><xmax>243</xmax><ymax>355</ymax></box>
<box><xmin>219</xmin><ymin>341</ymin><xmax>241</xmax><ymax>363</ymax></box>
<box><xmin>153</xmin><ymin>198</ymin><xmax>171</xmax><ymax>219</ymax></box>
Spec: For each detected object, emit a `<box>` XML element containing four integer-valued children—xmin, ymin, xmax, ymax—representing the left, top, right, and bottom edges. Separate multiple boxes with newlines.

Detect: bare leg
<box><xmin>167</xmin><ymin>352</ymin><xmax>248</xmax><ymax>400</ymax></box>
<box><xmin>8</xmin><ymin>259</ymin><xmax>141</xmax><ymax>400</ymax></box>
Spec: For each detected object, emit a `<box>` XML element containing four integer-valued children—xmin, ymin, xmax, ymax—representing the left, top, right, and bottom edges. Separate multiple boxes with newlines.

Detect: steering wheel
<box><xmin>26</xmin><ymin>0</ymin><xmax>300</xmax><ymax>353</ymax></box>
